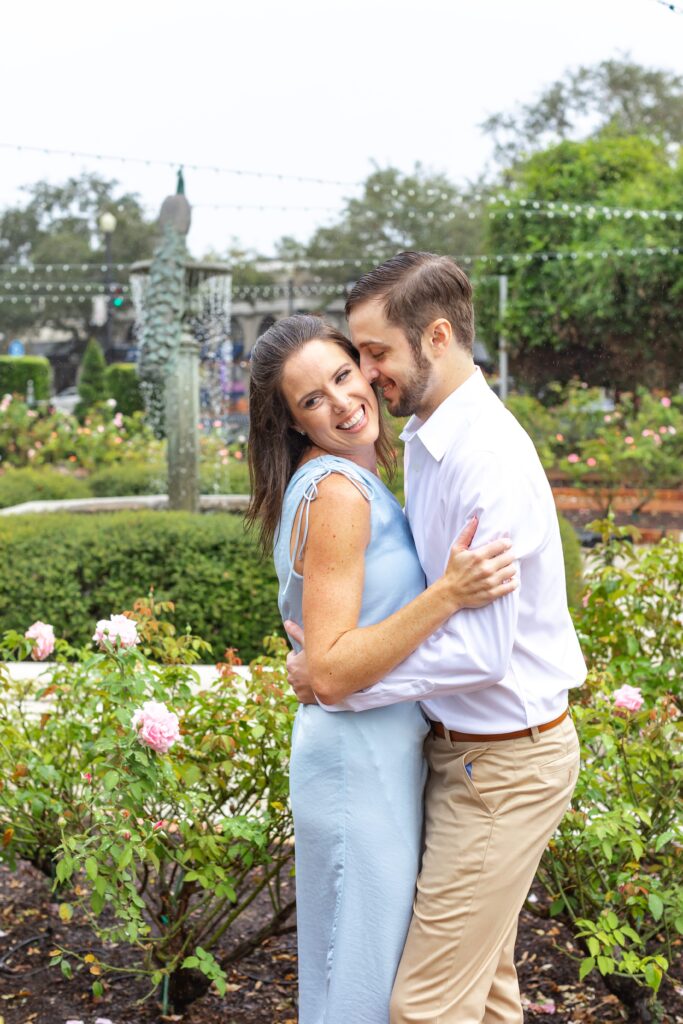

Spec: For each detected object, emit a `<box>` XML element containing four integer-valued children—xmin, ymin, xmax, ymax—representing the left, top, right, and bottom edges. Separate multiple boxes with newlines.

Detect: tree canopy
<box><xmin>481</xmin><ymin>58</ymin><xmax>683</xmax><ymax>166</ymax></box>
<box><xmin>481</xmin><ymin>135</ymin><xmax>683</xmax><ymax>392</ymax></box>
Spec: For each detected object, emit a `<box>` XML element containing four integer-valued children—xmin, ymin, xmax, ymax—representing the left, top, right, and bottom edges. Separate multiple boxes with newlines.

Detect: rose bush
<box><xmin>536</xmin><ymin>520</ymin><xmax>682</xmax><ymax>1018</ymax></box>
<box><xmin>0</xmin><ymin>605</ymin><xmax>297</xmax><ymax>1013</ymax></box>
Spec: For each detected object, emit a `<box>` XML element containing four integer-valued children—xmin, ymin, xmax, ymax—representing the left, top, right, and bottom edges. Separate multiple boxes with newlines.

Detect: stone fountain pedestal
<box><xmin>166</xmin><ymin>331</ymin><xmax>201</xmax><ymax>513</ymax></box>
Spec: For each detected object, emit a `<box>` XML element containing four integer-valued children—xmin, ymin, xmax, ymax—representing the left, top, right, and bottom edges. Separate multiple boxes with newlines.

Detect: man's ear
<box><xmin>427</xmin><ymin>318</ymin><xmax>453</xmax><ymax>357</ymax></box>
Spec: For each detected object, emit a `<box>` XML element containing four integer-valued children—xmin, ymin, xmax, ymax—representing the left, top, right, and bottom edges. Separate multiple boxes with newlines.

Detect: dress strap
<box><xmin>292</xmin><ymin>465</ymin><xmax>373</xmax><ymax>565</ymax></box>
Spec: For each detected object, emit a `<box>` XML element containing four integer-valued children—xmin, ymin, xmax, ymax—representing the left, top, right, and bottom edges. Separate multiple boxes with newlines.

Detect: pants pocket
<box><xmin>536</xmin><ymin>745</ymin><xmax>580</xmax><ymax>781</ymax></box>
<box><xmin>460</xmin><ymin>746</ymin><xmax>507</xmax><ymax>816</ymax></box>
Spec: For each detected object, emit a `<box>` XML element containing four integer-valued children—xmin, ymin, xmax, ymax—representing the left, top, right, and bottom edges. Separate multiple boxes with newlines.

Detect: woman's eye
<box><xmin>304</xmin><ymin>396</ymin><xmax>319</xmax><ymax>409</ymax></box>
<box><xmin>370</xmin><ymin>351</ymin><xmax>385</xmax><ymax>361</ymax></box>
<box><xmin>336</xmin><ymin>370</ymin><xmax>351</xmax><ymax>384</ymax></box>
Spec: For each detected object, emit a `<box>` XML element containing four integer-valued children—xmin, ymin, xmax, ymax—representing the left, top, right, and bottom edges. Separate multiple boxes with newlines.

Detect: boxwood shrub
<box><xmin>0</xmin><ymin>467</ymin><xmax>92</xmax><ymax>509</ymax></box>
<box><xmin>0</xmin><ymin>355</ymin><xmax>52</xmax><ymax>400</ymax></box>
<box><xmin>0</xmin><ymin>511</ymin><xmax>281</xmax><ymax>662</ymax></box>
<box><xmin>0</xmin><ymin>505</ymin><xmax>582</xmax><ymax>660</ymax></box>
<box><xmin>105</xmin><ymin>362</ymin><xmax>145</xmax><ymax>416</ymax></box>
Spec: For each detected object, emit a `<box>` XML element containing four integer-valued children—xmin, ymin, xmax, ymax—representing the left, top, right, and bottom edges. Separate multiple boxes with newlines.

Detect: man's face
<box><xmin>348</xmin><ymin>298</ymin><xmax>434</xmax><ymax>418</ymax></box>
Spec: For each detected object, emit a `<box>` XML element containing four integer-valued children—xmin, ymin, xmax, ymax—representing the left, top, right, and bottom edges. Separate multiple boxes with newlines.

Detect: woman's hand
<box><xmin>444</xmin><ymin>517</ymin><xmax>518</xmax><ymax>610</ymax></box>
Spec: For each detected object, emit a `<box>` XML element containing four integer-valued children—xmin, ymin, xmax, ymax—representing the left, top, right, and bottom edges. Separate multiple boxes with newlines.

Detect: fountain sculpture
<box><xmin>131</xmin><ymin>173</ymin><xmax>231</xmax><ymax>513</ymax></box>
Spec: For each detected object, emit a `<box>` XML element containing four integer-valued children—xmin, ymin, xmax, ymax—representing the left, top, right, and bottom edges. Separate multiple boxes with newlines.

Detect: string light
<box><xmin>0</xmin><ymin>142</ymin><xmax>360</xmax><ymax>187</ymax></box>
<box><xmin>652</xmin><ymin>0</ymin><xmax>683</xmax><ymax>13</ymax></box>
<box><xmin>1</xmin><ymin>245</ymin><xmax>680</xmax><ymax>304</ymax></box>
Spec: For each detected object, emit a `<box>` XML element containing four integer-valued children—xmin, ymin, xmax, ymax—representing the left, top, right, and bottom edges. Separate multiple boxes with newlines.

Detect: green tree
<box><xmin>482</xmin><ymin>58</ymin><xmax>683</xmax><ymax>165</ymax></box>
<box><xmin>0</xmin><ymin>174</ymin><xmax>157</xmax><ymax>344</ymax></box>
<box><xmin>274</xmin><ymin>165</ymin><xmax>491</xmax><ymax>286</ymax></box>
<box><xmin>481</xmin><ymin>135</ymin><xmax>683</xmax><ymax>392</ymax></box>
<box><xmin>76</xmin><ymin>337</ymin><xmax>107</xmax><ymax>419</ymax></box>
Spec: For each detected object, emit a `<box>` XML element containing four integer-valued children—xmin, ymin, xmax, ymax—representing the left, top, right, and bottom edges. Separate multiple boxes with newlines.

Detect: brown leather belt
<box><xmin>429</xmin><ymin>707</ymin><xmax>569</xmax><ymax>743</ymax></box>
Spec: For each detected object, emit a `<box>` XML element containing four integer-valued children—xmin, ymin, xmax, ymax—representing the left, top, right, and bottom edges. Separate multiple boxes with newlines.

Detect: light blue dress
<box><xmin>274</xmin><ymin>454</ymin><xmax>429</xmax><ymax>1024</ymax></box>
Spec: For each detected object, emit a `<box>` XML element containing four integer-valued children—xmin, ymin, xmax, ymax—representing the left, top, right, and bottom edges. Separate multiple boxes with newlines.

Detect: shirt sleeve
<box><xmin>325</xmin><ymin>448</ymin><xmax>537</xmax><ymax>713</ymax></box>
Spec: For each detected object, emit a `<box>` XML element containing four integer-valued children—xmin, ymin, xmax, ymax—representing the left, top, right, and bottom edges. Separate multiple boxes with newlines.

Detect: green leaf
<box><xmin>597</xmin><ymin>955</ymin><xmax>615</xmax><ymax>975</ymax></box>
<box><xmin>643</xmin><ymin>962</ymin><xmax>663</xmax><ymax>994</ymax></box>
<box><xmin>60</xmin><ymin>959</ymin><xmax>73</xmax><ymax>979</ymax></box>
<box><xmin>151</xmin><ymin>971</ymin><xmax>163</xmax><ymax>986</ymax></box>
<box><xmin>103</xmin><ymin>769</ymin><xmax>119</xmax><ymax>791</ymax></box>
<box><xmin>549</xmin><ymin>898</ymin><xmax>564</xmax><ymax>916</ymax></box>
<box><xmin>587</xmin><ymin>937</ymin><xmax>601</xmax><ymax>957</ymax></box>
<box><xmin>181</xmin><ymin>956</ymin><xmax>200</xmax><ymax>969</ymax></box>
<box><xmin>579</xmin><ymin>957</ymin><xmax>595</xmax><ymax>980</ymax></box>
<box><xmin>648</xmin><ymin>893</ymin><xmax>664</xmax><ymax>921</ymax></box>
<box><xmin>85</xmin><ymin>856</ymin><xmax>98</xmax><ymax>881</ymax></box>
<box><xmin>92</xmin><ymin>980</ymin><xmax>104</xmax><ymax>997</ymax></box>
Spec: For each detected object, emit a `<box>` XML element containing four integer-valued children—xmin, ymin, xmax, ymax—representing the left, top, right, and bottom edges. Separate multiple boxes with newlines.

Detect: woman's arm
<box><xmin>299</xmin><ymin>474</ymin><xmax>515</xmax><ymax>705</ymax></box>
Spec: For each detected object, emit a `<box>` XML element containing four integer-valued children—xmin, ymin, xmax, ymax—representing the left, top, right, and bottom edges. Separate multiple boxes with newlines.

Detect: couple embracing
<box><xmin>246</xmin><ymin>252</ymin><xmax>586</xmax><ymax>1024</ymax></box>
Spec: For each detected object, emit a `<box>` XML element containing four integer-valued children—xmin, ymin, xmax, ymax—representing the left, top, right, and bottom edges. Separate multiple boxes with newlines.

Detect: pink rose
<box><xmin>613</xmin><ymin>684</ymin><xmax>644</xmax><ymax>712</ymax></box>
<box><xmin>92</xmin><ymin>614</ymin><xmax>139</xmax><ymax>649</ymax></box>
<box><xmin>642</xmin><ymin>429</ymin><xmax>652</xmax><ymax>437</ymax></box>
<box><xmin>604</xmin><ymin>414</ymin><xmax>612</xmax><ymax>423</ymax></box>
<box><xmin>659</xmin><ymin>426</ymin><xmax>667</xmax><ymax>435</ymax></box>
<box><xmin>567</xmin><ymin>453</ymin><xmax>580</xmax><ymax>464</ymax></box>
<box><xmin>586</xmin><ymin>457</ymin><xmax>597</xmax><ymax>467</ymax></box>
<box><xmin>624</xmin><ymin>436</ymin><xmax>634</xmax><ymax>445</ymax></box>
<box><xmin>131</xmin><ymin>702</ymin><xmax>181</xmax><ymax>754</ymax></box>
<box><xmin>113</xmin><ymin>412</ymin><xmax>124</xmax><ymax>428</ymax></box>
<box><xmin>661</xmin><ymin>396</ymin><xmax>671</xmax><ymax>408</ymax></box>
<box><xmin>24</xmin><ymin>620</ymin><xmax>55</xmax><ymax>661</ymax></box>
<box><xmin>555</xmin><ymin>433</ymin><xmax>564</xmax><ymax>442</ymax></box>
<box><xmin>581</xmin><ymin>592</ymin><xmax>590</xmax><ymax>608</ymax></box>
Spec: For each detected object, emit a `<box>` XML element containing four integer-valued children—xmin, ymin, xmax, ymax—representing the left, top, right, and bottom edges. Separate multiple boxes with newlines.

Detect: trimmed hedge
<box><xmin>0</xmin><ymin>505</ymin><xmax>583</xmax><ymax>663</ymax></box>
<box><xmin>0</xmin><ymin>512</ymin><xmax>281</xmax><ymax>662</ymax></box>
<box><xmin>89</xmin><ymin>460</ymin><xmax>251</xmax><ymax>497</ymax></box>
<box><xmin>105</xmin><ymin>363</ymin><xmax>145</xmax><ymax>416</ymax></box>
<box><xmin>0</xmin><ymin>355</ymin><xmax>52</xmax><ymax>401</ymax></box>
<box><xmin>0</xmin><ymin>468</ymin><xmax>91</xmax><ymax>509</ymax></box>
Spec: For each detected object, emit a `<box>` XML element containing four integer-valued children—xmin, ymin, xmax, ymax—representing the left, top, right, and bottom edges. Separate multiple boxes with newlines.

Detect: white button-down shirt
<box><xmin>331</xmin><ymin>367</ymin><xmax>586</xmax><ymax>731</ymax></box>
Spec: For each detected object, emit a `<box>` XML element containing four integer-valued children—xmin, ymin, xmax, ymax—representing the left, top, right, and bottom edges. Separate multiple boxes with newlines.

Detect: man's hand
<box><xmin>284</xmin><ymin>620</ymin><xmax>318</xmax><ymax>705</ymax></box>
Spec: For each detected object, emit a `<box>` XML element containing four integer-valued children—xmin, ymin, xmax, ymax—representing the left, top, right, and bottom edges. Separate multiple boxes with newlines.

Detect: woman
<box><xmin>246</xmin><ymin>315</ymin><xmax>515</xmax><ymax>1024</ymax></box>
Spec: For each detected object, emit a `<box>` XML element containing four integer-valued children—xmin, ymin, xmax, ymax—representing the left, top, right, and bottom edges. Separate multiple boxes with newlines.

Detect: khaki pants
<box><xmin>390</xmin><ymin>714</ymin><xmax>580</xmax><ymax>1024</ymax></box>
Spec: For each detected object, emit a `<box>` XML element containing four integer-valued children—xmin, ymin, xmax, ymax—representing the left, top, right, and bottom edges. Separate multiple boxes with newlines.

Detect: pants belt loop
<box><xmin>530</xmin><ymin>725</ymin><xmax>541</xmax><ymax>744</ymax></box>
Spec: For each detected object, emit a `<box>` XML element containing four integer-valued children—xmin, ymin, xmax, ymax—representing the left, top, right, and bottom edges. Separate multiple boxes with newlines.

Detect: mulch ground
<box><xmin>1</xmin><ymin>862</ymin><xmax>681</xmax><ymax>1024</ymax></box>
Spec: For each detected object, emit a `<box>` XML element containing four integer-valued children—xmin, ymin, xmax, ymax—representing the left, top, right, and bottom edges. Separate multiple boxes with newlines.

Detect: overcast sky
<box><xmin>2</xmin><ymin>0</ymin><xmax>681</xmax><ymax>258</ymax></box>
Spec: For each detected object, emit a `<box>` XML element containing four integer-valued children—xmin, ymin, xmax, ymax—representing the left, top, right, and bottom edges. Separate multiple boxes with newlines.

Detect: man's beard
<box><xmin>385</xmin><ymin>349</ymin><xmax>433</xmax><ymax>417</ymax></box>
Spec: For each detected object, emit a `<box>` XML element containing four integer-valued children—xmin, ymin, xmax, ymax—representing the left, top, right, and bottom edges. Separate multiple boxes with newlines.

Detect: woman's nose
<box><xmin>331</xmin><ymin>390</ymin><xmax>352</xmax><ymax>413</ymax></box>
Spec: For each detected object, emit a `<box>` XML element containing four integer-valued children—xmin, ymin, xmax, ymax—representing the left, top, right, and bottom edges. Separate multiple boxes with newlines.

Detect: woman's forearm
<box><xmin>307</xmin><ymin>578</ymin><xmax>461</xmax><ymax>705</ymax></box>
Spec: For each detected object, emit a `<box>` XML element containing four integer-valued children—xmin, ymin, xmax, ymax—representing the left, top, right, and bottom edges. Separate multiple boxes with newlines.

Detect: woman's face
<box><xmin>280</xmin><ymin>338</ymin><xmax>380</xmax><ymax>456</ymax></box>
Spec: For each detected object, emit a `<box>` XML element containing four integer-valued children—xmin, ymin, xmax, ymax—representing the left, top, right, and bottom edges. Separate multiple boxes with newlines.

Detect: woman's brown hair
<box><xmin>245</xmin><ymin>314</ymin><xmax>396</xmax><ymax>554</ymax></box>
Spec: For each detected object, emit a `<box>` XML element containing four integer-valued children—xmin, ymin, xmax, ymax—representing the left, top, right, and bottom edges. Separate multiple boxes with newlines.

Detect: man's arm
<box><xmin>314</xmin><ymin>450</ymin><xmax>533</xmax><ymax>711</ymax></box>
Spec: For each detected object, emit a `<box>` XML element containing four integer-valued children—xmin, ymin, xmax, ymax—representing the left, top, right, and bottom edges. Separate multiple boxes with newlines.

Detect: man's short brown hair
<box><xmin>345</xmin><ymin>251</ymin><xmax>475</xmax><ymax>356</ymax></box>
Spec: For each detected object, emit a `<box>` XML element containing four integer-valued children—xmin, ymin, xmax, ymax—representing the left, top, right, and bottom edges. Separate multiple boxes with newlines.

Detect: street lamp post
<box><xmin>99</xmin><ymin>211</ymin><xmax>117</xmax><ymax>358</ymax></box>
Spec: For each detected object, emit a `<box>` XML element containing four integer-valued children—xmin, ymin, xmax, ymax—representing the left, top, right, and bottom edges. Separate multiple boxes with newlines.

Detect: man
<box><xmin>286</xmin><ymin>251</ymin><xmax>585</xmax><ymax>1024</ymax></box>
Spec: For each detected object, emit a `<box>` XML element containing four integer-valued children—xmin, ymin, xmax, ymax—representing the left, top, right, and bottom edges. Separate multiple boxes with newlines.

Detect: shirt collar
<box><xmin>399</xmin><ymin>367</ymin><xmax>494</xmax><ymax>462</ymax></box>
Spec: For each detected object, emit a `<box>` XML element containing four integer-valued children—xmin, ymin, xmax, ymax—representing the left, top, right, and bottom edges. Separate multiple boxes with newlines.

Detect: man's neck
<box><xmin>416</xmin><ymin>360</ymin><xmax>477</xmax><ymax>421</ymax></box>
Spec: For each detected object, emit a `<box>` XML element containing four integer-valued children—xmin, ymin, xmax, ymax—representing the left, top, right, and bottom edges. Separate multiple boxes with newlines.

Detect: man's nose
<box><xmin>360</xmin><ymin>354</ymin><xmax>378</xmax><ymax>382</ymax></box>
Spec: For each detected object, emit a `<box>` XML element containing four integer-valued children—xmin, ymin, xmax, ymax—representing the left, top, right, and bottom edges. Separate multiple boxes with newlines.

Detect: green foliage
<box><xmin>573</xmin><ymin>517</ymin><xmax>682</xmax><ymax>700</ymax></box>
<box><xmin>538</xmin><ymin>523</ymin><xmax>683</xmax><ymax>1002</ymax></box>
<box><xmin>0</xmin><ymin>467</ymin><xmax>91</xmax><ymax>508</ymax></box>
<box><xmin>0</xmin><ymin>355</ymin><xmax>52</xmax><ymax>400</ymax></box>
<box><xmin>557</xmin><ymin>515</ymin><xmax>583</xmax><ymax>610</ymax></box>
<box><xmin>76</xmin><ymin>338</ymin><xmax>107</xmax><ymax>420</ymax></box>
<box><xmin>0</xmin><ymin>512</ymin><xmax>281</xmax><ymax>662</ymax></box>
<box><xmin>0</xmin><ymin>634</ymin><xmax>296</xmax><ymax>1011</ymax></box>
<box><xmin>104</xmin><ymin>363</ymin><xmax>145</xmax><ymax>416</ymax></box>
<box><xmin>483</xmin><ymin>136</ymin><xmax>683</xmax><ymax>391</ymax></box>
